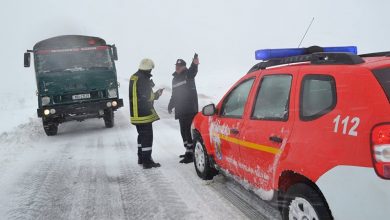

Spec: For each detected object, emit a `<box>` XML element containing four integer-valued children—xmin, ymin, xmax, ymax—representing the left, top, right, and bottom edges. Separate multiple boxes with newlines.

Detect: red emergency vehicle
<box><xmin>191</xmin><ymin>46</ymin><xmax>390</xmax><ymax>220</ymax></box>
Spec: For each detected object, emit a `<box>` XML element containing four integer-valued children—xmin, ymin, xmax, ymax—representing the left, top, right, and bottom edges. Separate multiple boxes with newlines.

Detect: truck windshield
<box><xmin>35</xmin><ymin>46</ymin><xmax>113</xmax><ymax>73</ymax></box>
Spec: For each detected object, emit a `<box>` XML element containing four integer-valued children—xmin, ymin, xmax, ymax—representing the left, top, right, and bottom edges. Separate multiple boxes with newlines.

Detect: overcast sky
<box><xmin>1</xmin><ymin>0</ymin><xmax>389</xmax><ymax>94</ymax></box>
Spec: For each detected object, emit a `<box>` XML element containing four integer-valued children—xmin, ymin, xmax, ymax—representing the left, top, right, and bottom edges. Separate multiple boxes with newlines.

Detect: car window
<box><xmin>372</xmin><ymin>68</ymin><xmax>390</xmax><ymax>102</ymax></box>
<box><xmin>220</xmin><ymin>78</ymin><xmax>255</xmax><ymax>118</ymax></box>
<box><xmin>251</xmin><ymin>75</ymin><xmax>292</xmax><ymax>121</ymax></box>
<box><xmin>300</xmin><ymin>75</ymin><xmax>336</xmax><ymax>121</ymax></box>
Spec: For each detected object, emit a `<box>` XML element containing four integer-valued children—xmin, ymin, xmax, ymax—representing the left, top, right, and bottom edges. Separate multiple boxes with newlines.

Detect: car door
<box><xmin>238</xmin><ymin>71</ymin><xmax>296</xmax><ymax>191</ymax></box>
<box><xmin>209</xmin><ymin>77</ymin><xmax>256</xmax><ymax>176</ymax></box>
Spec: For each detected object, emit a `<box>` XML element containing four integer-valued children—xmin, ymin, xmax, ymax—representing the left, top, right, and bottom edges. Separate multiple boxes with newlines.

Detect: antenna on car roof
<box><xmin>297</xmin><ymin>17</ymin><xmax>315</xmax><ymax>48</ymax></box>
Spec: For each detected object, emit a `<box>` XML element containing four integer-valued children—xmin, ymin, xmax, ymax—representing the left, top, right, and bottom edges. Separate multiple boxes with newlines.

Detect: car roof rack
<box><xmin>359</xmin><ymin>51</ymin><xmax>390</xmax><ymax>57</ymax></box>
<box><xmin>247</xmin><ymin>52</ymin><xmax>365</xmax><ymax>74</ymax></box>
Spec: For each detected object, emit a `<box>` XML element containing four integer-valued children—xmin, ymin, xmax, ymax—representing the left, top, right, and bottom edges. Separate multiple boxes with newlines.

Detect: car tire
<box><xmin>104</xmin><ymin>109</ymin><xmax>114</xmax><ymax>128</ymax></box>
<box><xmin>282</xmin><ymin>183</ymin><xmax>333</xmax><ymax>220</ymax></box>
<box><xmin>193</xmin><ymin>135</ymin><xmax>218</xmax><ymax>180</ymax></box>
<box><xmin>43</xmin><ymin>120</ymin><xmax>58</xmax><ymax>136</ymax></box>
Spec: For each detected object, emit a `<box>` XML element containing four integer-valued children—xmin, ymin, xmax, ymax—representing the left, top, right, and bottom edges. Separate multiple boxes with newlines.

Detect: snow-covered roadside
<box><xmin>0</xmin><ymin>80</ymin><xmax>280</xmax><ymax>219</ymax></box>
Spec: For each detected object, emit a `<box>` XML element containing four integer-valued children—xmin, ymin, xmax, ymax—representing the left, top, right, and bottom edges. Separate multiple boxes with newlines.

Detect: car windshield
<box><xmin>35</xmin><ymin>46</ymin><xmax>113</xmax><ymax>73</ymax></box>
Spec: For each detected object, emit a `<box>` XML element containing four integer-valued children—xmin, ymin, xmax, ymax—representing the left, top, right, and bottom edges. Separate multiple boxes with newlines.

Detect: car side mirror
<box><xmin>112</xmin><ymin>45</ymin><xmax>118</xmax><ymax>61</ymax></box>
<box><xmin>202</xmin><ymin>104</ymin><xmax>216</xmax><ymax>116</ymax></box>
<box><xmin>24</xmin><ymin>52</ymin><xmax>31</xmax><ymax>67</ymax></box>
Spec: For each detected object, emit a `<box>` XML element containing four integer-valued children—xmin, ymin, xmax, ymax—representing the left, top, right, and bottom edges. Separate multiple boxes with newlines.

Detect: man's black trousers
<box><xmin>136</xmin><ymin>123</ymin><xmax>153</xmax><ymax>160</ymax></box>
<box><xmin>178</xmin><ymin>114</ymin><xmax>196</xmax><ymax>153</ymax></box>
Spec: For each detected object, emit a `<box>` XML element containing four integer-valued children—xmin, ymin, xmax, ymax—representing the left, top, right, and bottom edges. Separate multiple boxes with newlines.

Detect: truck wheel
<box><xmin>193</xmin><ymin>135</ymin><xmax>218</xmax><ymax>180</ymax></box>
<box><xmin>104</xmin><ymin>109</ymin><xmax>114</xmax><ymax>128</ymax></box>
<box><xmin>43</xmin><ymin>120</ymin><xmax>58</xmax><ymax>136</ymax></box>
<box><xmin>282</xmin><ymin>183</ymin><xmax>333</xmax><ymax>220</ymax></box>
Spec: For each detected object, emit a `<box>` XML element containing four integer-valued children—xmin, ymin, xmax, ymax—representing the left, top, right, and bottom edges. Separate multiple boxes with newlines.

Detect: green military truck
<box><xmin>24</xmin><ymin>35</ymin><xmax>124</xmax><ymax>136</ymax></box>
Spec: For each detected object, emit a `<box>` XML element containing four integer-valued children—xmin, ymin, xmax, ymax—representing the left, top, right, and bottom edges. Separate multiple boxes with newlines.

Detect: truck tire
<box><xmin>193</xmin><ymin>135</ymin><xmax>218</xmax><ymax>180</ymax></box>
<box><xmin>104</xmin><ymin>109</ymin><xmax>114</xmax><ymax>128</ymax></box>
<box><xmin>43</xmin><ymin>120</ymin><xmax>58</xmax><ymax>136</ymax></box>
<box><xmin>282</xmin><ymin>183</ymin><xmax>333</xmax><ymax>220</ymax></box>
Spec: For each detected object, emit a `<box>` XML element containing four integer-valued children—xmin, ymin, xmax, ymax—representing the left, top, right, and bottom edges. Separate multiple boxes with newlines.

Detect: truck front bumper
<box><xmin>37</xmin><ymin>98</ymin><xmax>124</xmax><ymax>119</ymax></box>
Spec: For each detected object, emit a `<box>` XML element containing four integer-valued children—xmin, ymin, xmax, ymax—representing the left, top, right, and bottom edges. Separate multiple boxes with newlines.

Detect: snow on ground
<box><xmin>2</xmin><ymin>1</ymin><xmax>389</xmax><ymax>219</ymax></box>
<box><xmin>0</xmin><ymin>76</ymin><xmax>281</xmax><ymax>219</ymax></box>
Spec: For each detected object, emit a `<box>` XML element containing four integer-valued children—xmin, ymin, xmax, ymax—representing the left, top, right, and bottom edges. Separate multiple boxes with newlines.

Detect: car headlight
<box><xmin>108</xmin><ymin>89</ymin><xmax>118</xmax><ymax>98</ymax></box>
<box><xmin>42</xmin><ymin>96</ymin><xmax>50</xmax><ymax>106</ymax></box>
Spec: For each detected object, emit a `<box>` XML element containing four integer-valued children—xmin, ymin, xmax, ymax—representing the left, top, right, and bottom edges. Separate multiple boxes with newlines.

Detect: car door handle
<box><xmin>230</xmin><ymin>128</ymin><xmax>240</xmax><ymax>135</ymax></box>
<box><xmin>269</xmin><ymin>136</ymin><xmax>283</xmax><ymax>143</ymax></box>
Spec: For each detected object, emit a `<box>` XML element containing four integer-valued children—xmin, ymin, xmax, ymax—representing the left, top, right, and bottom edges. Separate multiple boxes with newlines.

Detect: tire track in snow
<box><xmin>114</xmin><ymin>140</ymin><xmax>160</xmax><ymax>220</ymax></box>
<box><xmin>68</xmin><ymin>139</ymin><xmax>100</xmax><ymax>220</ymax></box>
<box><xmin>154</xmin><ymin>121</ymin><xmax>277</xmax><ymax>220</ymax></box>
<box><xmin>6</xmin><ymin>143</ymin><xmax>74</xmax><ymax>220</ymax></box>
<box><xmin>142</xmin><ymin>170</ymin><xmax>195</xmax><ymax>219</ymax></box>
<box><xmin>114</xmin><ymin>134</ymin><xmax>194</xmax><ymax>220</ymax></box>
<box><xmin>67</xmin><ymin>136</ymin><xmax>122</xmax><ymax>220</ymax></box>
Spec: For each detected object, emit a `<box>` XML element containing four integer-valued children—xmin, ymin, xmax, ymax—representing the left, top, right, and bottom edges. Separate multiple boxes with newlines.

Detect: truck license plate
<box><xmin>72</xmin><ymin>93</ymin><xmax>91</xmax><ymax>100</ymax></box>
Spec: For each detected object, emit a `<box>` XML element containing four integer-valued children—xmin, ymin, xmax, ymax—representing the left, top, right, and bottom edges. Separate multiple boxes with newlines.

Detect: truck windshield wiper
<box><xmin>40</xmin><ymin>68</ymin><xmax>71</xmax><ymax>73</ymax></box>
<box><xmin>87</xmin><ymin>66</ymin><xmax>111</xmax><ymax>71</ymax></box>
<box><xmin>65</xmin><ymin>67</ymin><xmax>87</xmax><ymax>72</ymax></box>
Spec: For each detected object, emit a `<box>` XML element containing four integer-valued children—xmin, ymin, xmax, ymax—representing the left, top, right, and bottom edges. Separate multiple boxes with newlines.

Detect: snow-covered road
<box><xmin>0</xmin><ymin>97</ymin><xmax>281</xmax><ymax>220</ymax></box>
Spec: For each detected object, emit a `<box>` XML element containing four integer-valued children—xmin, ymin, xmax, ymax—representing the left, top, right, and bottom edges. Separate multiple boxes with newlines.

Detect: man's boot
<box><xmin>142</xmin><ymin>153</ymin><xmax>161</xmax><ymax>169</ymax></box>
<box><xmin>179</xmin><ymin>151</ymin><xmax>194</xmax><ymax>164</ymax></box>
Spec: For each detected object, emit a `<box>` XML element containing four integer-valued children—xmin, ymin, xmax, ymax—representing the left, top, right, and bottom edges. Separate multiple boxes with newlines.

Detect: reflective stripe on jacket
<box><xmin>129</xmin><ymin>71</ymin><xmax>160</xmax><ymax>124</ymax></box>
<box><xmin>168</xmin><ymin>62</ymin><xmax>199</xmax><ymax>119</ymax></box>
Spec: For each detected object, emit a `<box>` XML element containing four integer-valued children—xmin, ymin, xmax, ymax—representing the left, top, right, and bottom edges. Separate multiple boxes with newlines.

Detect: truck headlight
<box><xmin>44</xmin><ymin>109</ymin><xmax>50</xmax><ymax>116</ymax></box>
<box><xmin>42</xmin><ymin>96</ymin><xmax>50</xmax><ymax>106</ymax></box>
<box><xmin>108</xmin><ymin>89</ymin><xmax>118</xmax><ymax>98</ymax></box>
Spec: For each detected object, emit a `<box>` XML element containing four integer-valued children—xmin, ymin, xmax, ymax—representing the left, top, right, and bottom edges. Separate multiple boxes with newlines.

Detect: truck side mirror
<box><xmin>202</xmin><ymin>104</ymin><xmax>216</xmax><ymax>116</ymax></box>
<box><xmin>24</xmin><ymin>52</ymin><xmax>31</xmax><ymax>67</ymax></box>
<box><xmin>112</xmin><ymin>45</ymin><xmax>118</xmax><ymax>61</ymax></box>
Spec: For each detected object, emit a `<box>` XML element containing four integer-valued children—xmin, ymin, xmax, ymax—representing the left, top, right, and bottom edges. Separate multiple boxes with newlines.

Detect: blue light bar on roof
<box><xmin>255</xmin><ymin>46</ymin><xmax>358</xmax><ymax>60</ymax></box>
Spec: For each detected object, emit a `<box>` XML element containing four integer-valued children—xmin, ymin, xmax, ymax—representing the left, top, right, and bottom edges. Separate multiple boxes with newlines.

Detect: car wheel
<box><xmin>104</xmin><ymin>109</ymin><xmax>114</xmax><ymax>128</ymax></box>
<box><xmin>43</xmin><ymin>120</ymin><xmax>58</xmax><ymax>136</ymax></box>
<box><xmin>193</xmin><ymin>136</ymin><xmax>217</xmax><ymax>180</ymax></box>
<box><xmin>282</xmin><ymin>183</ymin><xmax>333</xmax><ymax>220</ymax></box>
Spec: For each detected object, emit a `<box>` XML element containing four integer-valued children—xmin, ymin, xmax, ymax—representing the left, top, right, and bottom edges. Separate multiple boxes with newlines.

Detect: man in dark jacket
<box><xmin>129</xmin><ymin>58</ymin><xmax>164</xmax><ymax>169</ymax></box>
<box><xmin>168</xmin><ymin>55</ymin><xmax>200</xmax><ymax>163</ymax></box>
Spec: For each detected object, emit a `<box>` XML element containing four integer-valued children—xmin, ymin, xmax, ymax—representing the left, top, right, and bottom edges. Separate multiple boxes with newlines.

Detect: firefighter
<box><xmin>129</xmin><ymin>58</ymin><xmax>164</xmax><ymax>169</ymax></box>
<box><xmin>168</xmin><ymin>54</ymin><xmax>200</xmax><ymax>163</ymax></box>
